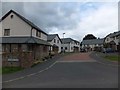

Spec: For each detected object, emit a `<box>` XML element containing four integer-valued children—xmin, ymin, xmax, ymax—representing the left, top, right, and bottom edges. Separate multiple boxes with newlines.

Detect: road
<box><xmin>2</xmin><ymin>52</ymin><xmax>118</xmax><ymax>88</ymax></box>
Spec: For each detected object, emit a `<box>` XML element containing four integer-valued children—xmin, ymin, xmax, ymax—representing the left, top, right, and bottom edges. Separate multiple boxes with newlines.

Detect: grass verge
<box><xmin>104</xmin><ymin>55</ymin><xmax>120</xmax><ymax>61</ymax></box>
<box><xmin>2</xmin><ymin>67</ymin><xmax>24</xmax><ymax>74</ymax></box>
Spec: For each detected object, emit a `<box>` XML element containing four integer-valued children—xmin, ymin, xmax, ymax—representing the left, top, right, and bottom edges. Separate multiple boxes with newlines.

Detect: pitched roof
<box><xmin>109</xmin><ymin>31</ymin><xmax>120</xmax><ymax>38</ymax></box>
<box><xmin>47</xmin><ymin>34</ymin><xmax>57</xmax><ymax>41</ymax></box>
<box><xmin>47</xmin><ymin>34</ymin><xmax>62</xmax><ymax>43</ymax></box>
<box><xmin>0</xmin><ymin>36</ymin><xmax>51</xmax><ymax>46</ymax></box>
<box><xmin>0</xmin><ymin>10</ymin><xmax>47</xmax><ymax>35</ymax></box>
<box><xmin>82</xmin><ymin>39</ymin><xmax>104</xmax><ymax>45</ymax></box>
<box><xmin>61</xmin><ymin>38</ymin><xmax>73</xmax><ymax>43</ymax></box>
<box><xmin>61</xmin><ymin>38</ymin><xmax>80</xmax><ymax>44</ymax></box>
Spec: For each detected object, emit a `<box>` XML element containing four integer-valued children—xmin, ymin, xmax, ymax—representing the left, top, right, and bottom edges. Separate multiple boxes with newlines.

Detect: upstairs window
<box><xmin>36</xmin><ymin>31</ymin><xmax>41</xmax><ymax>37</ymax></box>
<box><xmin>57</xmin><ymin>40</ymin><xmax>59</xmax><ymax>44</ymax></box>
<box><xmin>4</xmin><ymin>29</ymin><xmax>10</xmax><ymax>36</ymax></box>
<box><xmin>54</xmin><ymin>39</ymin><xmax>56</xmax><ymax>43</ymax></box>
<box><xmin>107</xmin><ymin>38</ymin><xmax>109</xmax><ymax>41</ymax></box>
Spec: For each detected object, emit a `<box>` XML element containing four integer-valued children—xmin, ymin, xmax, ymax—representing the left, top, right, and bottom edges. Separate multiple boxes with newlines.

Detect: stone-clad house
<box><xmin>104</xmin><ymin>31</ymin><xmax>120</xmax><ymax>51</ymax></box>
<box><xmin>47</xmin><ymin>34</ymin><xmax>62</xmax><ymax>54</ymax></box>
<box><xmin>61</xmin><ymin>38</ymin><xmax>80</xmax><ymax>52</ymax></box>
<box><xmin>81</xmin><ymin>39</ymin><xmax>104</xmax><ymax>51</ymax></box>
<box><xmin>0</xmin><ymin>10</ymin><xmax>51</xmax><ymax>68</ymax></box>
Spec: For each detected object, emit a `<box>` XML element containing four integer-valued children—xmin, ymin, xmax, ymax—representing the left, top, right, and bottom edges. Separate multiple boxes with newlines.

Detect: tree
<box><xmin>83</xmin><ymin>34</ymin><xmax>97</xmax><ymax>40</ymax></box>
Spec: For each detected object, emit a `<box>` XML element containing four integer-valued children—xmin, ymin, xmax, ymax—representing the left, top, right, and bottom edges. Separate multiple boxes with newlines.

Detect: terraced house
<box><xmin>0</xmin><ymin>10</ymin><xmax>51</xmax><ymax>68</ymax></box>
<box><xmin>61</xmin><ymin>38</ymin><xmax>80</xmax><ymax>52</ymax></box>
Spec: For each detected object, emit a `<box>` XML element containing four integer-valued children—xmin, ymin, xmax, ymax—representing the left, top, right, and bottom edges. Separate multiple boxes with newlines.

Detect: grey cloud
<box><xmin>2</xmin><ymin>2</ymin><xmax>24</xmax><ymax>15</ymax></box>
<box><xmin>2</xmin><ymin>2</ymin><xmax>81</xmax><ymax>33</ymax></box>
<box><xmin>23</xmin><ymin>2</ymin><xmax>81</xmax><ymax>32</ymax></box>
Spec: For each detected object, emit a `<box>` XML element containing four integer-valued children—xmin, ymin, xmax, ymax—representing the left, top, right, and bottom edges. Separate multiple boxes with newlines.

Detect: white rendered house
<box><xmin>61</xmin><ymin>38</ymin><xmax>80</xmax><ymax>52</ymax></box>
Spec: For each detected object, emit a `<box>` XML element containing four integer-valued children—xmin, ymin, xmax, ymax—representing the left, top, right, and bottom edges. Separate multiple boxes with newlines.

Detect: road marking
<box><xmin>2</xmin><ymin>61</ymin><xmax>57</xmax><ymax>83</ymax></box>
<box><xmin>57</xmin><ymin>60</ymin><xmax>96</xmax><ymax>63</ymax></box>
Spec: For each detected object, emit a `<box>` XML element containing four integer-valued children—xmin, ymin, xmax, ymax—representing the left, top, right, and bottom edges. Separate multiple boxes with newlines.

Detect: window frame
<box><xmin>4</xmin><ymin>29</ymin><xmax>10</xmax><ymax>36</ymax></box>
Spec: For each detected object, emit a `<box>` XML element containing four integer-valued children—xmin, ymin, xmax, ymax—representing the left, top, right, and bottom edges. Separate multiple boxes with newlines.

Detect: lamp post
<box><xmin>63</xmin><ymin>33</ymin><xmax>65</xmax><ymax>54</ymax></box>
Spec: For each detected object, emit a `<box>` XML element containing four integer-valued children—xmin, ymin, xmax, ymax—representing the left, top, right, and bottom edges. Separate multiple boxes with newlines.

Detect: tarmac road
<box><xmin>2</xmin><ymin>52</ymin><xmax>118</xmax><ymax>88</ymax></box>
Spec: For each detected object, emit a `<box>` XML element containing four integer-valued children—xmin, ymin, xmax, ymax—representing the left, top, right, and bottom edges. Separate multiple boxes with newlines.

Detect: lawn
<box><xmin>2</xmin><ymin>67</ymin><xmax>23</xmax><ymax>74</ymax></box>
<box><xmin>104</xmin><ymin>55</ymin><xmax>120</xmax><ymax>61</ymax></box>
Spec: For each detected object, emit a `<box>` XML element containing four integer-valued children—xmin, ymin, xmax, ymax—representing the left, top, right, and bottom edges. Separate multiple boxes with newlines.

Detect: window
<box><xmin>57</xmin><ymin>40</ymin><xmax>59</xmax><ymax>43</ymax></box>
<box><xmin>71</xmin><ymin>47</ymin><xmax>73</xmax><ymax>50</ymax></box>
<box><xmin>107</xmin><ymin>38</ymin><xmax>109</xmax><ymax>41</ymax></box>
<box><xmin>43</xmin><ymin>46</ymin><xmax>47</xmax><ymax>52</ymax></box>
<box><xmin>27</xmin><ymin>44</ymin><xmax>33</xmax><ymax>51</ymax></box>
<box><xmin>2</xmin><ymin>44</ymin><xmax>11</xmax><ymax>52</ymax></box>
<box><xmin>11</xmin><ymin>44</ymin><xmax>18</xmax><ymax>52</ymax></box>
<box><xmin>65</xmin><ymin>47</ymin><xmax>67</xmax><ymax>50</ymax></box>
<box><xmin>4</xmin><ymin>29</ymin><xmax>10</xmax><ymax>36</ymax></box>
<box><xmin>61</xmin><ymin>47</ymin><xmax>63</xmax><ymax>49</ymax></box>
<box><xmin>54</xmin><ymin>39</ymin><xmax>56</xmax><ymax>43</ymax></box>
<box><xmin>22</xmin><ymin>44</ymin><xmax>27</xmax><ymax>51</ymax></box>
<box><xmin>11</xmin><ymin>15</ymin><xmax>14</xmax><ymax>19</ymax></box>
<box><xmin>36</xmin><ymin>31</ymin><xmax>41</xmax><ymax>37</ymax></box>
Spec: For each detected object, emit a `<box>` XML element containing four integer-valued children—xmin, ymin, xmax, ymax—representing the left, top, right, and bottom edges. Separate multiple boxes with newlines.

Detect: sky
<box><xmin>1</xmin><ymin>1</ymin><xmax>118</xmax><ymax>41</ymax></box>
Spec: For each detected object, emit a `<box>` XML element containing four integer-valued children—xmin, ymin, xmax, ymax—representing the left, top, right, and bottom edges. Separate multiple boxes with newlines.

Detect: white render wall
<box><xmin>41</xmin><ymin>33</ymin><xmax>47</xmax><ymax>41</ymax></box>
<box><xmin>82</xmin><ymin>44</ymin><xmax>103</xmax><ymax>51</ymax></box>
<box><xmin>105</xmin><ymin>37</ymin><xmax>113</xmax><ymax>43</ymax></box>
<box><xmin>2</xmin><ymin>12</ymin><xmax>31</xmax><ymax>37</ymax></box>
<box><xmin>61</xmin><ymin>43</ymin><xmax>71</xmax><ymax>52</ymax></box>
<box><xmin>62</xmin><ymin>41</ymin><xmax>80</xmax><ymax>52</ymax></box>
<box><xmin>48</xmin><ymin>35</ymin><xmax>61</xmax><ymax>53</ymax></box>
<box><xmin>32</xmin><ymin>28</ymin><xmax>47</xmax><ymax>41</ymax></box>
<box><xmin>0</xmin><ymin>22</ymin><xmax>2</xmax><ymax>37</ymax></box>
<box><xmin>1</xmin><ymin>12</ymin><xmax>48</xmax><ymax>41</ymax></box>
<box><xmin>105</xmin><ymin>36</ymin><xmax>120</xmax><ymax>45</ymax></box>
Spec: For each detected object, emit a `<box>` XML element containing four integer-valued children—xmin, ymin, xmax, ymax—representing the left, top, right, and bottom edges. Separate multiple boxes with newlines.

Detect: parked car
<box><xmin>80</xmin><ymin>48</ymin><xmax>86</xmax><ymax>52</ymax></box>
<box><xmin>102</xmin><ymin>48</ymin><xmax>114</xmax><ymax>53</ymax></box>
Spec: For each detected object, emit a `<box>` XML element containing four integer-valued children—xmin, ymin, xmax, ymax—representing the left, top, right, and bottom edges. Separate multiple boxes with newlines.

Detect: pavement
<box><xmin>2</xmin><ymin>52</ymin><xmax>118</xmax><ymax>88</ymax></box>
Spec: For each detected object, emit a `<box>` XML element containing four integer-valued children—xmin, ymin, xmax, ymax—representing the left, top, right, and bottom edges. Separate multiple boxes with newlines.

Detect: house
<box><xmin>104</xmin><ymin>31</ymin><xmax>120</xmax><ymax>51</ymax></box>
<box><xmin>47</xmin><ymin>34</ymin><xmax>62</xmax><ymax>54</ymax></box>
<box><xmin>61</xmin><ymin>38</ymin><xmax>80</xmax><ymax>52</ymax></box>
<box><xmin>81</xmin><ymin>39</ymin><xmax>104</xmax><ymax>52</ymax></box>
<box><xmin>0</xmin><ymin>10</ymin><xmax>51</xmax><ymax>68</ymax></box>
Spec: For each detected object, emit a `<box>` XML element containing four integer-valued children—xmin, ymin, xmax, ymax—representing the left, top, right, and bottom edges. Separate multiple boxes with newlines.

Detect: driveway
<box><xmin>2</xmin><ymin>52</ymin><xmax>118</xmax><ymax>88</ymax></box>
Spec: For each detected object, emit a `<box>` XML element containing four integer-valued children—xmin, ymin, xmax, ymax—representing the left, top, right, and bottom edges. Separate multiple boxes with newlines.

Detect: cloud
<box><xmin>77</xmin><ymin>3</ymin><xmax>118</xmax><ymax>39</ymax></box>
<box><xmin>2</xmin><ymin>2</ymin><xmax>24</xmax><ymax>15</ymax></box>
<box><xmin>49</xmin><ymin>2</ymin><xmax>118</xmax><ymax>41</ymax></box>
<box><xmin>23</xmin><ymin>2</ymin><xmax>82</xmax><ymax>33</ymax></box>
<box><xmin>1</xmin><ymin>2</ymin><xmax>118</xmax><ymax>41</ymax></box>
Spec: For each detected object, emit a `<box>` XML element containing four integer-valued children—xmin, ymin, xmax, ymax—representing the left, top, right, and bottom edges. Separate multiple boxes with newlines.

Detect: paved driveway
<box><xmin>2</xmin><ymin>52</ymin><xmax>118</xmax><ymax>88</ymax></box>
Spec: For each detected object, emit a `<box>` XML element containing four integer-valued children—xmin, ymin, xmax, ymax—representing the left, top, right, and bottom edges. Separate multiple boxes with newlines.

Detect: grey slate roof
<box><xmin>109</xmin><ymin>31</ymin><xmax>120</xmax><ymax>38</ymax></box>
<box><xmin>0</xmin><ymin>10</ymin><xmax>47</xmax><ymax>35</ymax></box>
<box><xmin>61</xmin><ymin>38</ymin><xmax>73</xmax><ymax>43</ymax></box>
<box><xmin>82</xmin><ymin>39</ymin><xmax>104</xmax><ymax>45</ymax></box>
<box><xmin>47</xmin><ymin>34</ymin><xmax>62</xmax><ymax>43</ymax></box>
<box><xmin>0</xmin><ymin>37</ymin><xmax>51</xmax><ymax>46</ymax></box>
<box><xmin>61</xmin><ymin>38</ymin><xmax>80</xmax><ymax>44</ymax></box>
<box><xmin>47</xmin><ymin>34</ymin><xmax>57</xmax><ymax>41</ymax></box>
